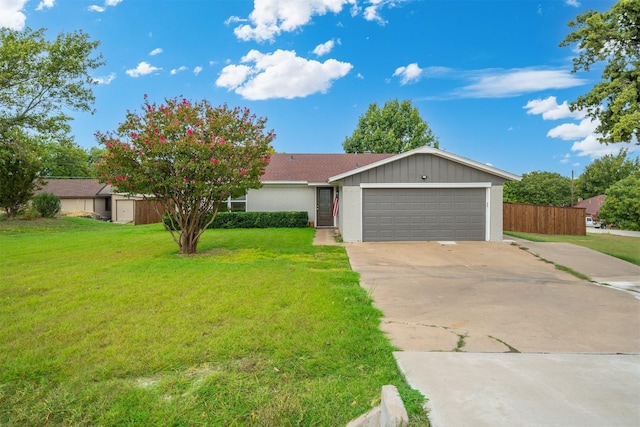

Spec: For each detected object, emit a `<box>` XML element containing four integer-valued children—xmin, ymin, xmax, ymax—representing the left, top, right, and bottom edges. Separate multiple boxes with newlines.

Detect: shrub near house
<box><xmin>164</xmin><ymin>211</ymin><xmax>309</xmax><ymax>230</ymax></box>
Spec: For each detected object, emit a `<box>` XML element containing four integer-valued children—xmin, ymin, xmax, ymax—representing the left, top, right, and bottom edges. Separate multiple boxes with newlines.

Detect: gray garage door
<box><xmin>363</xmin><ymin>188</ymin><xmax>486</xmax><ymax>241</ymax></box>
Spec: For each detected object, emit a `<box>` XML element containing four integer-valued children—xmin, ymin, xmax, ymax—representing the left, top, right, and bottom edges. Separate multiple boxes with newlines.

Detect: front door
<box><xmin>316</xmin><ymin>187</ymin><xmax>333</xmax><ymax>227</ymax></box>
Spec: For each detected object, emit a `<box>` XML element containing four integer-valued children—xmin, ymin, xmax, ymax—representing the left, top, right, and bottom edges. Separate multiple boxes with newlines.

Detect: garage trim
<box><xmin>359</xmin><ymin>183</ymin><xmax>491</xmax><ymax>241</ymax></box>
<box><xmin>360</xmin><ymin>182</ymin><xmax>492</xmax><ymax>189</ymax></box>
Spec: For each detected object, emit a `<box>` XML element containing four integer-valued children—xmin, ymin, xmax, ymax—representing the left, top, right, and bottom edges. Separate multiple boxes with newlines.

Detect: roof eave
<box><xmin>259</xmin><ymin>180</ymin><xmax>309</xmax><ymax>185</ymax></box>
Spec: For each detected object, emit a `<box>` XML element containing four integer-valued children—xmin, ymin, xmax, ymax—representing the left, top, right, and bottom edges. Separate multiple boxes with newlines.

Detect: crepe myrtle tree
<box><xmin>96</xmin><ymin>96</ymin><xmax>274</xmax><ymax>254</ymax></box>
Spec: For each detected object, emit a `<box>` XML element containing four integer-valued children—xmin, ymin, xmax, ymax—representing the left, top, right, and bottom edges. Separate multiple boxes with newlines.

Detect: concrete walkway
<box><xmin>312</xmin><ymin>228</ymin><xmax>342</xmax><ymax>246</ymax></box>
<box><xmin>339</xmin><ymin>237</ymin><xmax>640</xmax><ymax>427</ymax></box>
<box><xmin>506</xmin><ymin>236</ymin><xmax>640</xmax><ymax>296</ymax></box>
<box><xmin>395</xmin><ymin>352</ymin><xmax>640</xmax><ymax>427</ymax></box>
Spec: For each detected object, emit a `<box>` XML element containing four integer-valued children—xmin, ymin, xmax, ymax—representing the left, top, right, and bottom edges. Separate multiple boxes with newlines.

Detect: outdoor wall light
<box><xmin>420</xmin><ymin>175</ymin><xmax>428</xmax><ymax>180</ymax></box>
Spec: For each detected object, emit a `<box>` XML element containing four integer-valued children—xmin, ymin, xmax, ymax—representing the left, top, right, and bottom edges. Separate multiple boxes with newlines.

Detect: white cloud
<box><xmin>422</xmin><ymin>66</ymin><xmax>454</xmax><ymax>78</ymax></box>
<box><xmin>216</xmin><ymin>49</ymin><xmax>352</xmax><ymax>100</ymax></box>
<box><xmin>36</xmin><ymin>0</ymin><xmax>55</xmax><ymax>11</ymax></box>
<box><xmin>233</xmin><ymin>0</ymin><xmax>349</xmax><ymax>42</ymax></box>
<box><xmin>547</xmin><ymin>118</ymin><xmax>598</xmax><ymax>140</ymax></box>
<box><xmin>170</xmin><ymin>66</ymin><xmax>187</xmax><ymax>75</ymax></box>
<box><xmin>393</xmin><ymin>63</ymin><xmax>423</xmax><ymax>85</ymax></box>
<box><xmin>565</xmin><ymin>0</ymin><xmax>580</xmax><ymax>7</ymax></box>
<box><xmin>363</xmin><ymin>0</ymin><xmax>393</xmax><ymax>24</ymax></box>
<box><xmin>313</xmin><ymin>39</ymin><xmax>335</xmax><ymax>56</ymax></box>
<box><xmin>460</xmin><ymin>68</ymin><xmax>586</xmax><ymax>98</ymax></box>
<box><xmin>126</xmin><ymin>62</ymin><xmax>161</xmax><ymax>77</ymax></box>
<box><xmin>193</xmin><ymin>66</ymin><xmax>203</xmax><ymax>75</ymax></box>
<box><xmin>89</xmin><ymin>0</ymin><xmax>122</xmax><ymax>12</ymax></box>
<box><xmin>523</xmin><ymin>96</ymin><xmax>584</xmax><ymax>120</ymax></box>
<box><xmin>525</xmin><ymin>96</ymin><xmax>640</xmax><ymax>159</ymax></box>
<box><xmin>0</xmin><ymin>0</ymin><xmax>28</xmax><ymax>29</ymax></box>
<box><xmin>225</xmin><ymin>16</ymin><xmax>247</xmax><ymax>25</ymax></box>
<box><xmin>92</xmin><ymin>72</ymin><xmax>116</xmax><ymax>85</ymax></box>
<box><xmin>216</xmin><ymin>64</ymin><xmax>253</xmax><ymax>88</ymax></box>
<box><xmin>569</xmin><ymin>134</ymin><xmax>634</xmax><ymax>159</ymax></box>
<box><xmin>149</xmin><ymin>48</ymin><xmax>163</xmax><ymax>56</ymax></box>
<box><xmin>231</xmin><ymin>0</ymin><xmax>402</xmax><ymax>42</ymax></box>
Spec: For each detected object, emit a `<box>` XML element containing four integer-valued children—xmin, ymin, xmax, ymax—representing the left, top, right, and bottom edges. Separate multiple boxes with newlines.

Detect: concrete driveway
<box><xmin>343</xmin><ymin>240</ymin><xmax>640</xmax><ymax>426</ymax></box>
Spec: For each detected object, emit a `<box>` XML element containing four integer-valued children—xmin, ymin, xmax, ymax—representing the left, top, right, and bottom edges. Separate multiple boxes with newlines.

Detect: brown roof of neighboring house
<box><xmin>574</xmin><ymin>194</ymin><xmax>607</xmax><ymax>217</ymax></box>
<box><xmin>37</xmin><ymin>179</ymin><xmax>111</xmax><ymax>198</ymax></box>
<box><xmin>261</xmin><ymin>153</ymin><xmax>395</xmax><ymax>183</ymax></box>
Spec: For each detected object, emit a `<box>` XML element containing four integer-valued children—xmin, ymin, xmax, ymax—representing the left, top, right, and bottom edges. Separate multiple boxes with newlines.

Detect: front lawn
<box><xmin>504</xmin><ymin>231</ymin><xmax>640</xmax><ymax>266</ymax></box>
<box><xmin>0</xmin><ymin>218</ymin><xmax>428</xmax><ymax>426</ymax></box>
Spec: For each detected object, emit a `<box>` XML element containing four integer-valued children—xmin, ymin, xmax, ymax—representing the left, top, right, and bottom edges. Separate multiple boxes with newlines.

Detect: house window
<box><xmin>105</xmin><ymin>197</ymin><xmax>111</xmax><ymax>211</ymax></box>
<box><xmin>228</xmin><ymin>194</ymin><xmax>246</xmax><ymax>212</ymax></box>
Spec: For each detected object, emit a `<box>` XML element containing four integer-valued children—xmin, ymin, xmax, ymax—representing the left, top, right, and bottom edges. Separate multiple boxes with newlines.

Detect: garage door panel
<box><xmin>363</xmin><ymin>188</ymin><xmax>486</xmax><ymax>241</ymax></box>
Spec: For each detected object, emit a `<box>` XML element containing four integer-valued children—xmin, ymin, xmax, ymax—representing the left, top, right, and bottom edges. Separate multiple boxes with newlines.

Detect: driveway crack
<box><xmin>488</xmin><ymin>335</ymin><xmax>521</xmax><ymax>353</ymax></box>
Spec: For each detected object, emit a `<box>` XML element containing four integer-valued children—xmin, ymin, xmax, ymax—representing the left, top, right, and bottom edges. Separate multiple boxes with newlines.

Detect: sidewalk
<box><xmin>312</xmin><ymin>228</ymin><xmax>342</xmax><ymax>246</ymax></box>
<box><xmin>505</xmin><ymin>236</ymin><xmax>640</xmax><ymax>296</ymax></box>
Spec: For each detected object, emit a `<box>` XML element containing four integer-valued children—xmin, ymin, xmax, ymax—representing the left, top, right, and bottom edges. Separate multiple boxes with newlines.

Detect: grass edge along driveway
<box><xmin>0</xmin><ymin>218</ymin><xmax>429</xmax><ymax>426</ymax></box>
<box><xmin>504</xmin><ymin>231</ymin><xmax>640</xmax><ymax>266</ymax></box>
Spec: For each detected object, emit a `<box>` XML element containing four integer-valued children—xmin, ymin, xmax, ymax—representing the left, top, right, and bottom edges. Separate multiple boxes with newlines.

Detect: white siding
<box><xmin>247</xmin><ymin>185</ymin><xmax>316</xmax><ymax>224</ymax></box>
<box><xmin>60</xmin><ymin>198</ymin><xmax>93</xmax><ymax>213</ymax></box>
<box><xmin>489</xmin><ymin>185</ymin><xmax>503</xmax><ymax>241</ymax></box>
<box><xmin>340</xmin><ymin>186</ymin><xmax>362</xmax><ymax>243</ymax></box>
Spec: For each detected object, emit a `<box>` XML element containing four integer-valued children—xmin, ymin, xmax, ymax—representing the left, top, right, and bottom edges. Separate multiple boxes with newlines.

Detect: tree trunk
<box><xmin>179</xmin><ymin>228</ymin><xmax>200</xmax><ymax>254</ymax></box>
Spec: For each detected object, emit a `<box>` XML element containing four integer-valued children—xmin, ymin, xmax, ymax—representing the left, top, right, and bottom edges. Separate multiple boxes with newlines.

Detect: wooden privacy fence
<box><xmin>134</xmin><ymin>200</ymin><xmax>166</xmax><ymax>225</ymax></box>
<box><xmin>503</xmin><ymin>203</ymin><xmax>586</xmax><ymax>235</ymax></box>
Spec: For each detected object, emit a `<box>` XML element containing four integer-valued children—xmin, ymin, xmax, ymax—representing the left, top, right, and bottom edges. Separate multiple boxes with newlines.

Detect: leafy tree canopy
<box><xmin>504</xmin><ymin>171</ymin><xmax>572</xmax><ymax>206</ymax></box>
<box><xmin>86</xmin><ymin>146</ymin><xmax>105</xmax><ymax>178</ymax></box>
<box><xmin>598</xmin><ymin>174</ymin><xmax>640</xmax><ymax>230</ymax></box>
<box><xmin>560</xmin><ymin>0</ymin><xmax>640</xmax><ymax>144</ymax></box>
<box><xmin>40</xmin><ymin>137</ymin><xmax>91</xmax><ymax>177</ymax></box>
<box><xmin>96</xmin><ymin>96</ymin><xmax>275</xmax><ymax>254</ymax></box>
<box><xmin>0</xmin><ymin>27</ymin><xmax>103</xmax><ymax>138</ymax></box>
<box><xmin>575</xmin><ymin>149</ymin><xmax>640</xmax><ymax>199</ymax></box>
<box><xmin>0</xmin><ymin>130</ymin><xmax>42</xmax><ymax>218</ymax></box>
<box><xmin>343</xmin><ymin>99</ymin><xmax>439</xmax><ymax>153</ymax></box>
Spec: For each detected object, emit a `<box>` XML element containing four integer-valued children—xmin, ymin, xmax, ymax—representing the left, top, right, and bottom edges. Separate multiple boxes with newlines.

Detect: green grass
<box><xmin>0</xmin><ymin>218</ymin><xmax>428</xmax><ymax>426</ymax></box>
<box><xmin>505</xmin><ymin>231</ymin><xmax>640</xmax><ymax>266</ymax></box>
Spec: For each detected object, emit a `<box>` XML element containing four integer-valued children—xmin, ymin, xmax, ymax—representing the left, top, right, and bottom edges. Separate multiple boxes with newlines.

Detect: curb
<box><xmin>347</xmin><ymin>385</ymin><xmax>409</xmax><ymax>427</ymax></box>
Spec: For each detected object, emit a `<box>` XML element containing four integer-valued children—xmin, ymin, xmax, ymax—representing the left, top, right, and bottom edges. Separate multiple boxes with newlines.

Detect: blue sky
<box><xmin>3</xmin><ymin>0</ymin><xmax>638</xmax><ymax>177</ymax></box>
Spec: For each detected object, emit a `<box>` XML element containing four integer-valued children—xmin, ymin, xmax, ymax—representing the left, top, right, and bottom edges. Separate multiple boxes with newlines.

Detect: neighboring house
<box><xmin>36</xmin><ymin>178</ymin><xmax>112</xmax><ymax>219</ymax></box>
<box><xmin>110</xmin><ymin>193</ymin><xmax>147</xmax><ymax>223</ymax></box>
<box><xmin>574</xmin><ymin>195</ymin><xmax>607</xmax><ymax>219</ymax></box>
<box><xmin>248</xmin><ymin>146</ymin><xmax>520</xmax><ymax>242</ymax></box>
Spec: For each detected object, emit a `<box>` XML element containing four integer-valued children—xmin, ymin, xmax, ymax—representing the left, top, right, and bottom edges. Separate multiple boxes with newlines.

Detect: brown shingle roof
<box><xmin>37</xmin><ymin>179</ymin><xmax>110</xmax><ymax>198</ymax></box>
<box><xmin>574</xmin><ymin>194</ymin><xmax>607</xmax><ymax>217</ymax></box>
<box><xmin>261</xmin><ymin>153</ymin><xmax>394</xmax><ymax>183</ymax></box>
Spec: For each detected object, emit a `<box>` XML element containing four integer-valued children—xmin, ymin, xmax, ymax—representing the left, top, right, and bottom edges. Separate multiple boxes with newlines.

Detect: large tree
<box><xmin>96</xmin><ymin>96</ymin><xmax>274</xmax><ymax>254</ymax></box>
<box><xmin>343</xmin><ymin>99</ymin><xmax>439</xmax><ymax>153</ymax></box>
<box><xmin>560</xmin><ymin>0</ymin><xmax>640</xmax><ymax>144</ymax></box>
<box><xmin>598</xmin><ymin>174</ymin><xmax>640</xmax><ymax>230</ymax></box>
<box><xmin>40</xmin><ymin>138</ymin><xmax>91</xmax><ymax>177</ymax></box>
<box><xmin>504</xmin><ymin>171</ymin><xmax>572</xmax><ymax>206</ymax></box>
<box><xmin>87</xmin><ymin>146</ymin><xmax>106</xmax><ymax>178</ymax></box>
<box><xmin>0</xmin><ymin>130</ymin><xmax>42</xmax><ymax>218</ymax></box>
<box><xmin>0</xmin><ymin>27</ymin><xmax>102</xmax><ymax>217</ymax></box>
<box><xmin>0</xmin><ymin>27</ymin><xmax>103</xmax><ymax>138</ymax></box>
<box><xmin>575</xmin><ymin>149</ymin><xmax>640</xmax><ymax>199</ymax></box>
